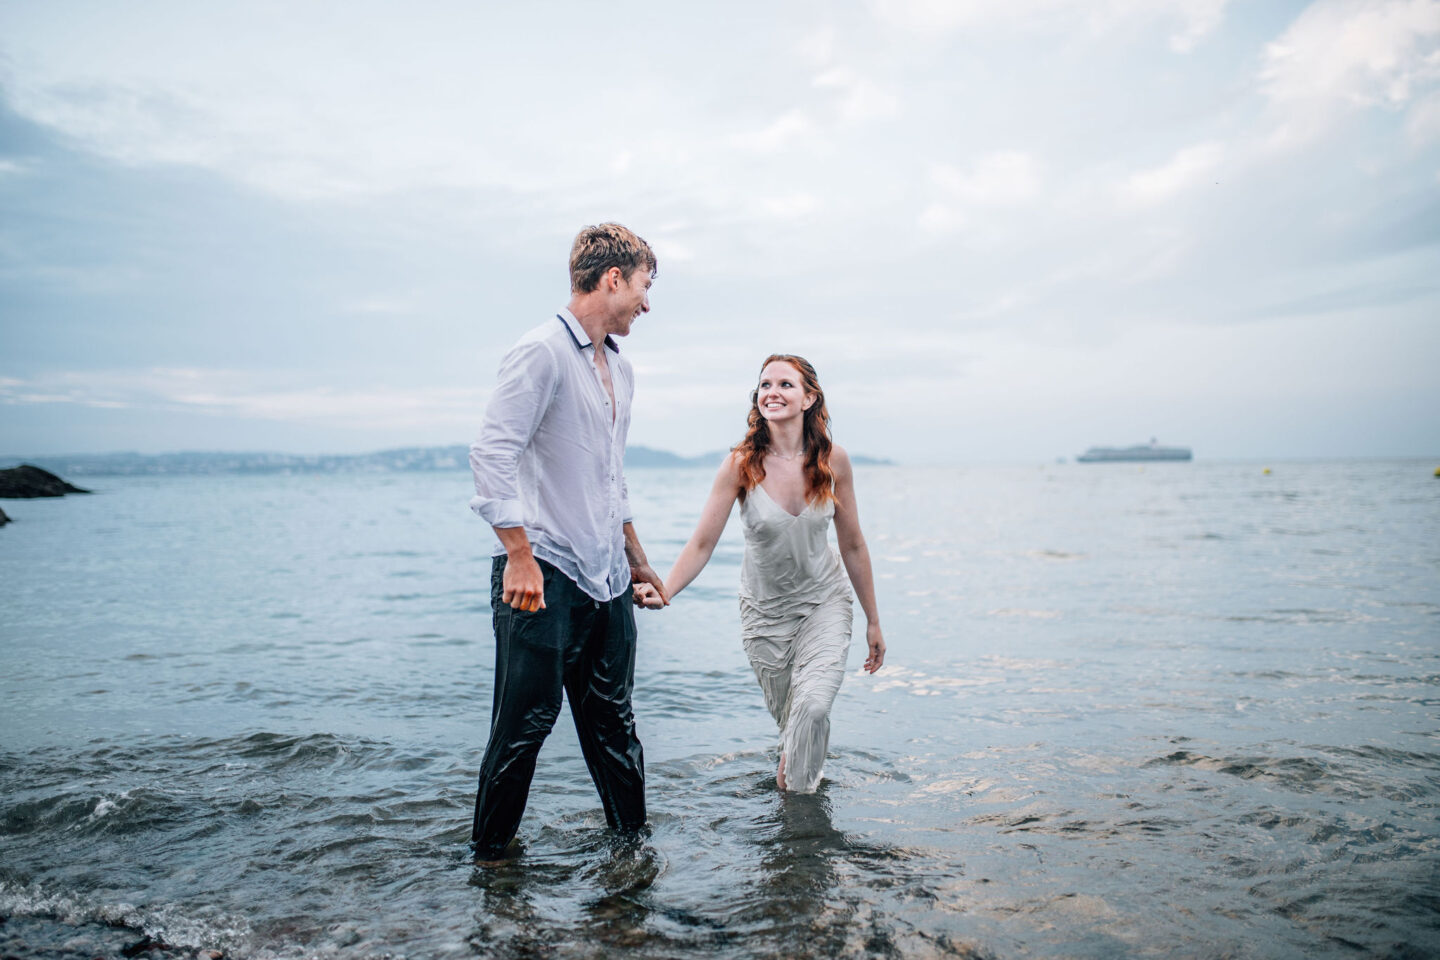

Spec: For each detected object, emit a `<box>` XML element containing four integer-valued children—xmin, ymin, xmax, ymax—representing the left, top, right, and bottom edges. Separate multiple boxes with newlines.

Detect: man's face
<box><xmin>609</xmin><ymin>266</ymin><xmax>652</xmax><ymax>337</ymax></box>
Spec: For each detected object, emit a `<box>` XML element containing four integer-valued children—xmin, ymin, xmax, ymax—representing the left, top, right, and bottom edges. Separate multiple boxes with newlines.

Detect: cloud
<box><xmin>649</xmin><ymin>234</ymin><xmax>697</xmax><ymax>264</ymax></box>
<box><xmin>932</xmin><ymin>151</ymin><xmax>1042</xmax><ymax>205</ymax></box>
<box><xmin>1167</xmin><ymin>0</ymin><xmax>1230</xmax><ymax>53</ymax></box>
<box><xmin>0</xmin><ymin>369</ymin><xmax>488</xmax><ymax>429</ymax></box>
<box><xmin>1259</xmin><ymin>0</ymin><xmax>1440</xmax><ymax>147</ymax></box>
<box><xmin>343</xmin><ymin>298</ymin><xmax>416</xmax><ymax>316</ymax></box>
<box><xmin>919</xmin><ymin>152</ymin><xmax>1042</xmax><ymax>236</ymax></box>
<box><xmin>3</xmin><ymin>77</ymin><xmax>444</xmax><ymax>202</ymax></box>
<box><xmin>1120</xmin><ymin>141</ymin><xmax>1225</xmax><ymax>205</ymax></box>
<box><xmin>917</xmin><ymin>202</ymin><xmax>963</xmax><ymax>234</ymax></box>
<box><xmin>812</xmin><ymin>67</ymin><xmax>899</xmax><ymax>124</ymax></box>
<box><xmin>759</xmin><ymin>193</ymin><xmax>822</xmax><ymax>220</ymax></box>
<box><xmin>2</xmin><ymin>2</ymin><xmax>1437</xmax><ymax>460</ymax></box>
<box><xmin>1261</xmin><ymin>0</ymin><xmax>1440</xmax><ymax>106</ymax></box>
<box><xmin>867</xmin><ymin>0</ymin><xmax>1230</xmax><ymax>50</ymax></box>
<box><xmin>729</xmin><ymin>109</ymin><xmax>818</xmax><ymax>153</ymax></box>
<box><xmin>796</xmin><ymin>24</ymin><xmax>838</xmax><ymax>67</ymax></box>
<box><xmin>1405</xmin><ymin>88</ymin><xmax>1440</xmax><ymax>141</ymax></box>
<box><xmin>0</xmin><ymin>7</ymin><xmax>711</xmax><ymax>204</ymax></box>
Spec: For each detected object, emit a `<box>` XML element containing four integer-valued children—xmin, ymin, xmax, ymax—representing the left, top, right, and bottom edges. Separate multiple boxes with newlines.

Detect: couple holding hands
<box><xmin>468</xmin><ymin>223</ymin><xmax>886</xmax><ymax>862</ymax></box>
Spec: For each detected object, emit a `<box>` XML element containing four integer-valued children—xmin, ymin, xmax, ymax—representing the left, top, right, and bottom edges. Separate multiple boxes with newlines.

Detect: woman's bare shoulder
<box><xmin>717</xmin><ymin>449</ymin><xmax>745</xmax><ymax>484</ymax></box>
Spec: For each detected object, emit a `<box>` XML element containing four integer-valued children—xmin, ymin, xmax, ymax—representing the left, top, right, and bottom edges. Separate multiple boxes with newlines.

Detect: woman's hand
<box><xmin>863</xmin><ymin>622</ymin><xmax>886</xmax><ymax>673</ymax></box>
<box><xmin>630</xmin><ymin>561</ymin><xmax>670</xmax><ymax>607</ymax></box>
<box><xmin>632</xmin><ymin>582</ymin><xmax>666</xmax><ymax>610</ymax></box>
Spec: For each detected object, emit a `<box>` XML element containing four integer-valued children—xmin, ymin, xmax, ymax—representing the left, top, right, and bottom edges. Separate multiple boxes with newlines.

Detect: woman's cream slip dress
<box><xmin>738</xmin><ymin>482</ymin><xmax>854</xmax><ymax>793</ymax></box>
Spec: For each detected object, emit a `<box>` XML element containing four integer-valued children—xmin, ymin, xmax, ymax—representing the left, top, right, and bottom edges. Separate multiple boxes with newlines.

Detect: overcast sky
<box><xmin>2</xmin><ymin>0</ymin><xmax>1437</xmax><ymax>463</ymax></box>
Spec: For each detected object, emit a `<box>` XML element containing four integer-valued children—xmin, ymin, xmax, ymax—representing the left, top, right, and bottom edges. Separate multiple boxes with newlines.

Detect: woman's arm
<box><xmin>658</xmin><ymin>452</ymin><xmax>743</xmax><ymax>602</ymax></box>
<box><xmin>831</xmin><ymin>445</ymin><xmax>886</xmax><ymax>672</ymax></box>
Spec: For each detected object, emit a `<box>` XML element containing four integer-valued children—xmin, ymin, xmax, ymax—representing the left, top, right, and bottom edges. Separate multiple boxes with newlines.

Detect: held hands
<box><xmin>632</xmin><ymin>582</ymin><xmax>666</xmax><ymax>609</ymax></box>
<box><xmin>502</xmin><ymin>555</ymin><xmax>546</xmax><ymax>612</ymax></box>
<box><xmin>630</xmin><ymin>563</ymin><xmax>670</xmax><ymax>610</ymax></box>
<box><xmin>863</xmin><ymin>622</ymin><xmax>886</xmax><ymax>674</ymax></box>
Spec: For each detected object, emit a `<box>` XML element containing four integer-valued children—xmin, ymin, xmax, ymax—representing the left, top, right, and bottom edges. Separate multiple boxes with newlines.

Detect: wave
<box><xmin>1144</xmin><ymin>745</ymin><xmax>1440</xmax><ymax>802</ymax></box>
<box><xmin>0</xmin><ymin>880</ymin><xmax>251</xmax><ymax>957</ymax></box>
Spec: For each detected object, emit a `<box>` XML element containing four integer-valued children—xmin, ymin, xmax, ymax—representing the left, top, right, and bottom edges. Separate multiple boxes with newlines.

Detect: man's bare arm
<box><xmin>494</xmin><ymin>525</ymin><xmax>545</xmax><ymax>612</ymax></box>
<box><xmin>624</xmin><ymin>522</ymin><xmax>669</xmax><ymax>606</ymax></box>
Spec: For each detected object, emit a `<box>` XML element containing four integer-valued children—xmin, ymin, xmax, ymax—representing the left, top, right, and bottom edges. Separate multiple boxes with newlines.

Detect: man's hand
<box><xmin>630</xmin><ymin>563</ymin><xmax>669</xmax><ymax>607</ymax></box>
<box><xmin>502</xmin><ymin>555</ymin><xmax>546</xmax><ymax>612</ymax></box>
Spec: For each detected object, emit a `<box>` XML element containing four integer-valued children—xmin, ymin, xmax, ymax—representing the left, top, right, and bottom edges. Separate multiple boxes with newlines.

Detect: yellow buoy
<box><xmin>1434</xmin><ymin>466</ymin><xmax>1439</xmax><ymax>478</ymax></box>
<box><xmin>1263</xmin><ymin>467</ymin><xmax>1271</xmax><ymax>475</ymax></box>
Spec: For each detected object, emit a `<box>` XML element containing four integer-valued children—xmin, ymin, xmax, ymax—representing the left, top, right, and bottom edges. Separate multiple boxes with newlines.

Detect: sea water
<box><xmin>1</xmin><ymin>461</ymin><xmax>1437</xmax><ymax>958</ymax></box>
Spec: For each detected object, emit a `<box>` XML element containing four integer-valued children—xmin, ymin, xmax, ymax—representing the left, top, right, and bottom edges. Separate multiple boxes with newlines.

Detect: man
<box><xmin>468</xmin><ymin>222</ymin><xmax>669</xmax><ymax>861</ymax></box>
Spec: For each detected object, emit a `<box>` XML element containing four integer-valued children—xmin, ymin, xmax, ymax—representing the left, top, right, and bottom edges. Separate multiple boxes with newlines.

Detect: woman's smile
<box><xmin>757</xmin><ymin>361</ymin><xmax>808</xmax><ymax>421</ymax></box>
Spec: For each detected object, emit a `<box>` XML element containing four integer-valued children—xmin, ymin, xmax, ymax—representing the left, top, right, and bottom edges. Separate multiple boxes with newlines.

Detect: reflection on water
<box><xmin>747</xmin><ymin>789</ymin><xmax>947</xmax><ymax>959</ymax></box>
<box><xmin>468</xmin><ymin>832</ymin><xmax>664</xmax><ymax>956</ymax></box>
<box><xmin>460</xmin><ymin>778</ymin><xmax>986</xmax><ymax>960</ymax></box>
<box><xmin>740</xmin><ymin>790</ymin><xmax>869</xmax><ymax>956</ymax></box>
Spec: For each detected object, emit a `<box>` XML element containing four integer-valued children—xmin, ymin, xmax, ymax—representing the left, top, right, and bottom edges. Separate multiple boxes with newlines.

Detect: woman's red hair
<box><xmin>734</xmin><ymin>354</ymin><xmax>836</xmax><ymax>505</ymax></box>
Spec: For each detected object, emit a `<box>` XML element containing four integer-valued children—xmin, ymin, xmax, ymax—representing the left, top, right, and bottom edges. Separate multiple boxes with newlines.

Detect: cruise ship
<box><xmin>1076</xmin><ymin>439</ymin><xmax>1193</xmax><ymax>463</ymax></box>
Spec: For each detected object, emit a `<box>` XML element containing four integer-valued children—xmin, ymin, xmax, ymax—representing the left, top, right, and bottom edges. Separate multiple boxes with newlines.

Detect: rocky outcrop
<box><xmin>0</xmin><ymin>464</ymin><xmax>91</xmax><ymax>498</ymax></box>
<box><xmin>0</xmin><ymin>507</ymin><xmax>9</xmax><ymax>525</ymax></box>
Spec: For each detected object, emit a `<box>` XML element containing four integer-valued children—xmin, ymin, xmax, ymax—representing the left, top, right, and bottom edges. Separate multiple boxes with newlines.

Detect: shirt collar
<box><xmin>557</xmin><ymin>308</ymin><xmax>619</xmax><ymax>354</ymax></box>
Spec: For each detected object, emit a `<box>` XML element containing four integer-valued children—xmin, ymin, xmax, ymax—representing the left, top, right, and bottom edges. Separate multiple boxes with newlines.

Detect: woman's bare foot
<box><xmin>777</xmin><ymin>753</ymin><xmax>788</xmax><ymax>791</ymax></box>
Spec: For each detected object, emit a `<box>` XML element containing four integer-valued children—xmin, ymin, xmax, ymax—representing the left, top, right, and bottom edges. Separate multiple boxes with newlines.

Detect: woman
<box><xmin>636</xmin><ymin>354</ymin><xmax>886</xmax><ymax>793</ymax></box>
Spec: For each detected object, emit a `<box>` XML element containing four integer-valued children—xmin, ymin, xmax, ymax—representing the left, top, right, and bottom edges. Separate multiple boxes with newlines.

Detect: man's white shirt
<box><xmin>469</xmin><ymin>309</ymin><xmax>634</xmax><ymax>602</ymax></box>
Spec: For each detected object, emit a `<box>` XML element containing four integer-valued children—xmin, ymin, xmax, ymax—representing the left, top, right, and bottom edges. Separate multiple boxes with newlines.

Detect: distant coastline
<box><xmin>3</xmin><ymin>445</ymin><xmax>896</xmax><ymax>477</ymax></box>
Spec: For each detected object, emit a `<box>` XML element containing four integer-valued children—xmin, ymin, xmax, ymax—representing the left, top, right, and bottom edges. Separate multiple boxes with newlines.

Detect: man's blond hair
<box><xmin>569</xmin><ymin>223</ymin><xmax>657</xmax><ymax>293</ymax></box>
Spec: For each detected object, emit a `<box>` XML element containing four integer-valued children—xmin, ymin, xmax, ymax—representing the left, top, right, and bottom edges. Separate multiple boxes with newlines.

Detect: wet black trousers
<box><xmin>471</xmin><ymin>556</ymin><xmax>646</xmax><ymax>858</ymax></box>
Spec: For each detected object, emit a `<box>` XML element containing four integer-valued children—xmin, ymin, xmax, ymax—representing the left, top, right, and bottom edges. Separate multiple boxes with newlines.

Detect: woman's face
<box><xmin>756</xmin><ymin>361</ymin><xmax>813</xmax><ymax>424</ymax></box>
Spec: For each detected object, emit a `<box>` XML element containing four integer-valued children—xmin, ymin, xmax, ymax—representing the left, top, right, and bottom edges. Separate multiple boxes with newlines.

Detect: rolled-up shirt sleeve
<box><xmin>469</xmin><ymin>339</ymin><xmax>556</xmax><ymax>528</ymax></box>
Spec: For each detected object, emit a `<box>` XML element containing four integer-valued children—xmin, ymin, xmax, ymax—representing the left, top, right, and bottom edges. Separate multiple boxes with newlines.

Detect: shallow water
<box><xmin>1</xmin><ymin>461</ymin><xmax>1437</xmax><ymax>958</ymax></box>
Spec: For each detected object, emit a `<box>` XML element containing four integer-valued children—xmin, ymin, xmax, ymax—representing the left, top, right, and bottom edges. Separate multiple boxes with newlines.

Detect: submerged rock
<box><xmin>121</xmin><ymin>933</ymin><xmax>175</xmax><ymax>956</ymax></box>
<box><xmin>0</xmin><ymin>464</ymin><xmax>90</xmax><ymax>499</ymax></box>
